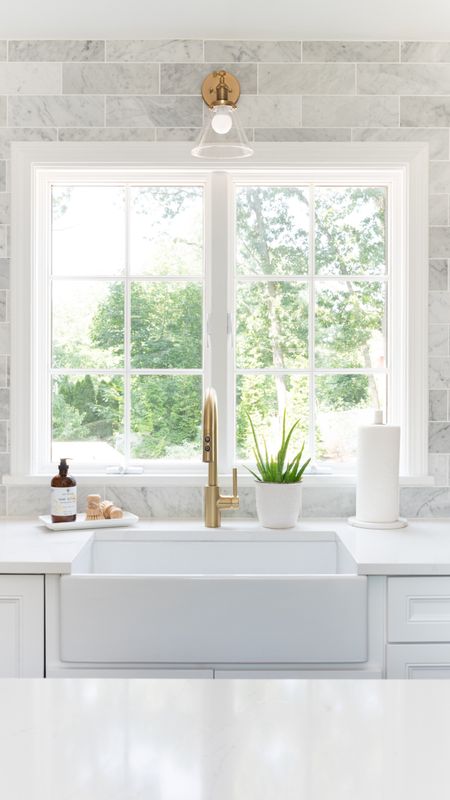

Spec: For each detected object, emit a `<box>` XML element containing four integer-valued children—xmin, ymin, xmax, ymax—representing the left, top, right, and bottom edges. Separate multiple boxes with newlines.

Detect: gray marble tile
<box><xmin>430</xmin><ymin>161</ymin><xmax>450</xmax><ymax>194</ymax></box>
<box><xmin>106</xmin><ymin>95</ymin><xmax>202</xmax><ymax>128</ymax></box>
<box><xmin>161</xmin><ymin>63</ymin><xmax>257</xmax><ymax>95</ymax></box>
<box><xmin>430</xmin><ymin>227</ymin><xmax>450</xmax><ymax>259</ymax></box>
<box><xmin>255</xmin><ymin>127</ymin><xmax>351</xmax><ymax>142</ymax></box>
<box><xmin>0</xmin><ymin>42</ymin><xmax>5</xmax><ymax>61</ymax></box>
<box><xmin>0</xmin><ymin>354</ymin><xmax>7</xmax><ymax>386</ymax></box>
<box><xmin>104</xmin><ymin>486</ymin><xmax>203</xmax><ymax>518</ymax></box>
<box><xmin>429</xmin><ymin>454</ymin><xmax>448</xmax><ymax>486</ymax></box>
<box><xmin>0</xmin><ymin>290</ymin><xmax>7</xmax><ymax>322</ymax></box>
<box><xmin>358</xmin><ymin>64</ymin><xmax>450</xmax><ymax>95</ymax></box>
<box><xmin>400</xmin><ymin>487</ymin><xmax>450</xmax><ymax>516</ymax></box>
<box><xmin>0</xmin><ymin>420</ymin><xmax>7</xmax><ymax>451</ymax></box>
<box><xmin>238</xmin><ymin>95</ymin><xmax>301</xmax><ymax>128</ymax></box>
<box><xmin>401</xmin><ymin>97</ymin><xmax>450</xmax><ymax>127</ymax></box>
<box><xmin>156</xmin><ymin>127</ymin><xmax>199</xmax><ymax>141</ymax></box>
<box><xmin>429</xmin><ymin>356</ymin><xmax>450</xmax><ymax>387</ymax></box>
<box><xmin>303</xmin><ymin>41</ymin><xmax>400</xmax><ymax>63</ymax></box>
<box><xmin>0</xmin><ymin>226</ymin><xmax>7</xmax><ymax>258</ymax></box>
<box><xmin>7</xmin><ymin>485</ymin><xmax>49</xmax><ymax>516</ymax></box>
<box><xmin>204</xmin><ymin>40</ymin><xmax>302</xmax><ymax>63</ymax></box>
<box><xmin>0</xmin><ymin>453</ymin><xmax>10</xmax><ymax>476</ymax></box>
<box><xmin>430</xmin><ymin>259</ymin><xmax>449</xmax><ymax>290</ymax></box>
<box><xmin>302</xmin><ymin>486</ymin><xmax>356</xmax><ymax>517</ymax></box>
<box><xmin>429</xmin><ymin>326</ymin><xmax>449</xmax><ymax>357</ymax></box>
<box><xmin>429</xmin><ymin>389</ymin><xmax>448</xmax><ymax>420</ymax></box>
<box><xmin>352</xmin><ymin>128</ymin><xmax>449</xmax><ymax>159</ymax></box>
<box><xmin>351</xmin><ymin>127</ymin><xmax>449</xmax><ymax>160</ymax></box>
<box><xmin>0</xmin><ymin>63</ymin><xmax>61</xmax><ymax>94</ymax></box>
<box><xmin>8</xmin><ymin>95</ymin><xmax>105</xmax><ymax>127</ymax></box>
<box><xmin>58</xmin><ymin>127</ymin><xmax>156</xmax><ymax>142</ymax></box>
<box><xmin>8</xmin><ymin>40</ymin><xmax>105</xmax><ymax>62</ymax></box>
<box><xmin>401</xmin><ymin>42</ymin><xmax>450</xmax><ymax>63</ymax></box>
<box><xmin>0</xmin><ymin>97</ymin><xmax>6</xmax><ymax>127</ymax></box>
<box><xmin>0</xmin><ymin>127</ymin><xmax>57</xmax><ymax>159</ymax></box>
<box><xmin>303</xmin><ymin>96</ymin><xmax>399</xmax><ymax>128</ymax></box>
<box><xmin>106</xmin><ymin>40</ymin><xmax>203</xmax><ymax>63</ymax></box>
<box><xmin>63</xmin><ymin>63</ymin><xmax>159</xmax><ymax>95</ymax></box>
<box><xmin>0</xmin><ymin>260</ymin><xmax>8</xmax><ymax>290</ymax></box>
<box><xmin>429</xmin><ymin>291</ymin><xmax>450</xmax><ymax>323</ymax></box>
<box><xmin>0</xmin><ymin>387</ymin><xmax>9</xmax><ymax>416</ymax></box>
<box><xmin>0</xmin><ymin>486</ymin><xmax>6</xmax><ymax>515</ymax></box>
<box><xmin>430</xmin><ymin>196</ymin><xmax>449</xmax><ymax>226</ymax></box>
<box><xmin>0</xmin><ymin>162</ymin><xmax>5</xmax><ymax>192</ymax></box>
<box><xmin>0</xmin><ymin>322</ymin><xmax>9</xmax><ymax>353</ymax></box>
<box><xmin>0</xmin><ymin>194</ymin><xmax>10</xmax><ymax>225</ymax></box>
<box><xmin>429</xmin><ymin>421</ymin><xmax>450</xmax><ymax>452</ymax></box>
<box><xmin>258</xmin><ymin>64</ymin><xmax>355</xmax><ymax>95</ymax></box>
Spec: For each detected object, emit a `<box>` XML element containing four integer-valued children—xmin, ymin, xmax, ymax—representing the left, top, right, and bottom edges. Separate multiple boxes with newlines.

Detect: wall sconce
<box><xmin>191</xmin><ymin>70</ymin><xmax>254</xmax><ymax>159</ymax></box>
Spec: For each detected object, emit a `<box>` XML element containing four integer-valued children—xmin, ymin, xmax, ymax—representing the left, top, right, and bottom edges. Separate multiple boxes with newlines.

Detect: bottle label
<box><xmin>51</xmin><ymin>487</ymin><xmax>77</xmax><ymax>517</ymax></box>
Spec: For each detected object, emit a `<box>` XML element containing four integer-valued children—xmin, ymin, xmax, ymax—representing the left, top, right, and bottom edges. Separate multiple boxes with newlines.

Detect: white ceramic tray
<box><xmin>39</xmin><ymin>512</ymin><xmax>139</xmax><ymax>531</ymax></box>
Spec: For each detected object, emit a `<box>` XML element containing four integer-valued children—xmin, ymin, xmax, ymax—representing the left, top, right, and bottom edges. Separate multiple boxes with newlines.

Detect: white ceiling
<box><xmin>0</xmin><ymin>0</ymin><xmax>450</xmax><ymax>41</ymax></box>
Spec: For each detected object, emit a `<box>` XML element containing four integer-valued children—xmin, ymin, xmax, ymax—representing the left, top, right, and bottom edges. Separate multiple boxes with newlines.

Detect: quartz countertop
<box><xmin>0</xmin><ymin>516</ymin><xmax>450</xmax><ymax>575</ymax></box>
<box><xmin>0</xmin><ymin>678</ymin><xmax>448</xmax><ymax>800</ymax></box>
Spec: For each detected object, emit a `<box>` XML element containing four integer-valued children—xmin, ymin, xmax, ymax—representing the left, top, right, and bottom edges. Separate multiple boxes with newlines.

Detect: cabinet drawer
<box><xmin>388</xmin><ymin>577</ymin><xmax>450</xmax><ymax>643</ymax></box>
<box><xmin>387</xmin><ymin>644</ymin><xmax>450</xmax><ymax>678</ymax></box>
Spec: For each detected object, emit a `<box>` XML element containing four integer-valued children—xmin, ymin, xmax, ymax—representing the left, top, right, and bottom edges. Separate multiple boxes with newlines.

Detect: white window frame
<box><xmin>8</xmin><ymin>141</ymin><xmax>429</xmax><ymax>485</ymax></box>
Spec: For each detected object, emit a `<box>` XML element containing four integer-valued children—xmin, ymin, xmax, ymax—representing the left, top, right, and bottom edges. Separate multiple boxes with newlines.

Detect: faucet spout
<box><xmin>202</xmin><ymin>387</ymin><xmax>239</xmax><ymax>528</ymax></box>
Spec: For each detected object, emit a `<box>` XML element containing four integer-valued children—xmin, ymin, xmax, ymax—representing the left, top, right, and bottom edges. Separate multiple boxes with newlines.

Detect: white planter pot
<box><xmin>254</xmin><ymin>482</ymin><xmax>302</xmax><ymax>529</ymax></box>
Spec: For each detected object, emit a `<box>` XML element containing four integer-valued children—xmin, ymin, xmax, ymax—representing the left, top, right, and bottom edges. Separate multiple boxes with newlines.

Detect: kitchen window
<box><xmin>9</xmin><ymin>142</ymin><xmax>428</xmax><ymax>481</ymax></box>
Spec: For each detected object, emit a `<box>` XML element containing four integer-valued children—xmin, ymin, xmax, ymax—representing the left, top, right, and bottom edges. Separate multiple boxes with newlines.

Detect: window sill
<box><xmin>2</xmin><ymin>473</ymin><xmax>435</xmax><ymax>488</ymax></box>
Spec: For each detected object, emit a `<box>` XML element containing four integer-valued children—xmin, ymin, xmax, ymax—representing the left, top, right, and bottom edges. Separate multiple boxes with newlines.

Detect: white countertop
<box><xmin>0</xmin><ymin>516</ymin><xmax>450</xmax><ymax>575</ymax></box>
<box><xmin>0</xmin><ymin>678</ymin><xmax>448</xmax><ymax>800</ymax></box>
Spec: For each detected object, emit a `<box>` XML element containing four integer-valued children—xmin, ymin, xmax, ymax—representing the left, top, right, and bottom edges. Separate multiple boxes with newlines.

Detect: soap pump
<box><xmin>51</xmin><ymin>458</ymin><xmax>77</xmax><ymax>523</ymax></box>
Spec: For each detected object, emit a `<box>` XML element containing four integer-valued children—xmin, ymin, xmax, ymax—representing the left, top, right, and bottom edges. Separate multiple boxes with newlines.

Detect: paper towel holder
<box><xmin>348</xmin><ymin>409</ymin><xmax>408</xmax><ymax>530</ymax></box>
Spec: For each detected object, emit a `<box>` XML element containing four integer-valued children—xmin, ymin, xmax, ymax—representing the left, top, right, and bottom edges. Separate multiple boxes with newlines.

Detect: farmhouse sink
<box><xmin>60</xmin><ymin>529</ymin><xmax>367</xmax><ymax>665</ymax></box>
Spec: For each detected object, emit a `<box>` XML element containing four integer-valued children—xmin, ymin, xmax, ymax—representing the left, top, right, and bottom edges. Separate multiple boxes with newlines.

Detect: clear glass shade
<box><xmin>192</xmin><ymin>106</ymin><xmax>253</xmax><ymax>159</ymax></box>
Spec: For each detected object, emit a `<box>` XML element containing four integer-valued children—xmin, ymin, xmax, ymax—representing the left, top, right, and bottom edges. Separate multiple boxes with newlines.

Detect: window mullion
<box><xmin>308</xmin><ymin>184</ymin><xmax>316</xmax><ymax>466</ymax></box>
<box><xmin>123</xmin><ymin>185</ymin><xmax>131</xmax><ymax>467</ymax></box>
<box><xmin>208</xmin><ymin>172</ymin><xmax>232</xmax><ymax>474</ymax></box>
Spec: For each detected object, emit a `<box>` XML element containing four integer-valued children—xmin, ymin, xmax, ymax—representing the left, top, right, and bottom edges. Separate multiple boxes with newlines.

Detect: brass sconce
<box><xmin>191</xmin><ymin>70</ymin><xmax>253</xmax><ymax>159</ymax></box>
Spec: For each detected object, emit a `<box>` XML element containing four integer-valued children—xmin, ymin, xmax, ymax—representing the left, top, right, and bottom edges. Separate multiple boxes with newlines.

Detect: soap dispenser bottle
<box><xmin>51</xmin><ymin>458</ymin><xmax>77</xmax><ymax>523</ymax></box>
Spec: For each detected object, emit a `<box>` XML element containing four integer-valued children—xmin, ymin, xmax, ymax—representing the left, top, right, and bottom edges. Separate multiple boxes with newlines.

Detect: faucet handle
<box><xmin>232</xmin><ymin>467</ymin><xmax>238</xmax><ymax>499</ymax></box>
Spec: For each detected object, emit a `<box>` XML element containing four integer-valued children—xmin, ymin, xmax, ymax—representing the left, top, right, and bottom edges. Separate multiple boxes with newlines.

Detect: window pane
<box><xmin>130</xmin><ymin>282</ymin><xmax>202</xmax><ymax>369</ymax></box>
<box><xmin>130</xmin><ymin>187</ymin><xmax>203</xmax><ymax>276</ymax></box>
<box><xmin>52</xmin><ymin>186</ymin><xmax>126</xmax><ymax>277</ymax></box>
<box><xmin>315</xmin><ymin>374</ymin><xmax>386</xmax><ymax>470</ymax></box>
<box><xmin>52</xmin><ymin>281</ymin><xmax>124</xmax><ymax>369</ymax></box>
<box><xmin>236</xmin><ymin>374</ymin><xmax>309</xmax><ymax>461</ymax></box>
<box><xmin>236</xmin><ymin>186</ymin><xmax>309</xmax><ymax>276</ymax></box>
<box><xmin>236</xmin><ymin>281</ymin><xmax>308</xmax><ymax>369</ymax></box>
<box><xmin>131</xmin><ymin>375</ymin><xmax>202</xmax><ymax>460</ymax></box>
<box><xmin>315</xmin><ymin>187</ymin><xmax>386</xmax><ymax>276</ymax></box>
<box><xmin>315</xmin><ymin>280</ymin><xmax>386</xmax><ymax>369</ymax></box>
<box><xmin>52</xmin><ymin>375</ymin><xmax>124</xmax><ymax>465</ymax></box>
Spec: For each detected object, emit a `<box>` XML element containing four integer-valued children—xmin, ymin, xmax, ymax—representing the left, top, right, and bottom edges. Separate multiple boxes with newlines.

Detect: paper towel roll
<box><xmin>355</xmin><ymin>421</ymin><xmax>400</xmax><ymax>524</ymax></box>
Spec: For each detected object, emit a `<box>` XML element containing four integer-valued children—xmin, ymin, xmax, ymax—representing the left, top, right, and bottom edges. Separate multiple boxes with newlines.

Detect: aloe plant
<box><xmin>246</xmin><ymin>411</ymin><xmax>311</xmax><ymax>483</ymax></box>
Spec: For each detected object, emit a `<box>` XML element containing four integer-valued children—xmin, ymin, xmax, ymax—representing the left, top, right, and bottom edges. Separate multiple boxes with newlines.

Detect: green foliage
<box><xmin>52</xmin><ymin>183</ymin><xmax>386</xmax><ymax>465</ymax></box>
<box><xmin>246</xmin><ymin>411</ymin><xmax>311</xmax><ymax>483</ymax></box>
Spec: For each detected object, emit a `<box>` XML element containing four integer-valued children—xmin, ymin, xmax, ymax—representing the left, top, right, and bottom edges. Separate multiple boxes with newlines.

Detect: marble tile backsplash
<box><xmin>0</xmin><ymin>38</ymin><xmax>450</xmax><ymax>518</ymax></box>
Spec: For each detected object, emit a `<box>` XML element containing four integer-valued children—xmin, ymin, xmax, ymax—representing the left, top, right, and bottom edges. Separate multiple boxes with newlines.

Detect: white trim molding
<box><xmin>9</xmin><ymin>141</ymin><xmax>429</xmax><ymax>482</ymax></box>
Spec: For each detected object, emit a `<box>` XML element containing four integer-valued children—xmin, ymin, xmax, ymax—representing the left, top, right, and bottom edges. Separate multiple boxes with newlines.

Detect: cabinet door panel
<box><xmin>388</xmin><ymin>577</ymin><xmax>450</xmax><ymax>643</ymax></box>
<box><xmin>0</xmin><ymin>576</ymin><xmax>44</xmax><ymax>677</ymax></box>
<box><xmin>387</xmin><ymin>644</ymin><xmax>450</xmax><ymax>679</ymax></box>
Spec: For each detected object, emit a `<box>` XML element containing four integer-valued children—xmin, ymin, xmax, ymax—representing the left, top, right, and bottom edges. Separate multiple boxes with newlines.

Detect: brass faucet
<box><xmin>203</xmin><ymin>388</ymin><xmax>239</xmax><ymax>527</ymax></box>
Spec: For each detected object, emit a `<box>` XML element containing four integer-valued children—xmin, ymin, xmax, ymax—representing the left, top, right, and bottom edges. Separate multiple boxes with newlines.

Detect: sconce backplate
<box><xmin>201</xmin><ymin>70</ymin><xmax>241</xmax><ymax>108</ymax></box>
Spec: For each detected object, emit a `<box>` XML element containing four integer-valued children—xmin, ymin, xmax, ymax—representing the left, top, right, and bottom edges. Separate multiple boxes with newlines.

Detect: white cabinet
<box><xmin>0</xmin><ymin>575</ymin><xmax>44</xmax><ymax>677</ymax></box>
<box><xmin>387</xmin><ymin>644</ymin><xmax>450</xmax><ymax>679</ymax></box>
<box><xmin>387</xmin><ymin>577</ymin><xmax>450</xmax><ymax>678</ymax></box>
